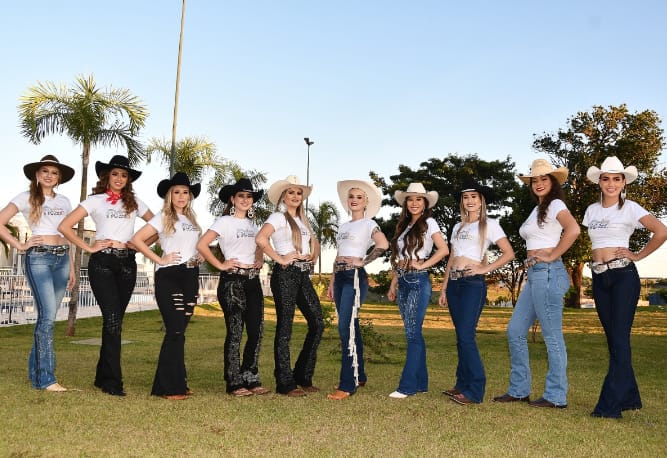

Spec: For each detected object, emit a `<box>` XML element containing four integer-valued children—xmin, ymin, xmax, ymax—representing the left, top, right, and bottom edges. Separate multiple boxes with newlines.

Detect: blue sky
<box><xmin>2</xmin><ymin>1</ymin><xmax>666</xmax><ymax>276</ymax></box>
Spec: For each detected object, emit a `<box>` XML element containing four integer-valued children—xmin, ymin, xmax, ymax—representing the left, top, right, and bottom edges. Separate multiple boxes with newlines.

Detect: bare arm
<box><xmin>255</xmin><ymin>223</ymin><xmax>299</xmax><ymax>267</ymax></box>
<box><xmin>57</xmin><ymin>205</ymin><xmax>110</xmax><ymax>253</ymax></box>
<box><xmin>363</xmin><ymin>228</ymin><xmax>389</xmax><ymax>266</ymax></box>
<box><xmin>0</xmin><ymin>203</ymin><xmax>26</xmax><ymax>251</ymax></box>
<box><xmin>533</xmin><ymin>209</ymin><xmax>580</xmax><ymax>263</ymax></box>
<box><xmin>618</xmin><ymin>214</ymin><xmax>667</xmax><ymax>262</ymax></box>
<box><xmin>411</xmin><ymin>231</ymin><xmax>449</xmax><ymax>270</ymax></box>
<box><xmin>130</xmin><ymin>224</ymin><xmax>181</xmax><ymax>266</ymax></box>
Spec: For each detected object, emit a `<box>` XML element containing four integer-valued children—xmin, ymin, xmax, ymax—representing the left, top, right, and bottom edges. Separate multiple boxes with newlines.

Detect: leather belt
<box><xmin>29</xmin><ymin>245</ymin><xmax>68</xmax><ymax>255</ymax></box>
<box><xmin>100</xmin><ymin>248</ymin><xmax>136</xmax><ymax>258</ymax></box>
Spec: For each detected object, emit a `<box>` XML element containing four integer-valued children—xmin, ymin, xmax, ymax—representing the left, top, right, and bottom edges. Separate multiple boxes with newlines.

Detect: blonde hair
<box><xmin>28</xmin><ymin>166</ymin><xmax>61</xmax><ymax>225</ymax></box>
<box><xmin>456</xmin><ymin>192</ymin><xmax>488</xmax><ymax>259</ymax></box>
<box><xmin>346</xmin><ymin>187</ymin><xmax>368</xmax><ymax>214</ymax></box>
<box><xmin>275</xmin><ymin>189</ymin><xmax>316</xmax><ymax>254</ymax></box>
<box><xmin>161</xmin><ymin>189</ymin><xmax>201</xmax><ymax>235</ymax></box>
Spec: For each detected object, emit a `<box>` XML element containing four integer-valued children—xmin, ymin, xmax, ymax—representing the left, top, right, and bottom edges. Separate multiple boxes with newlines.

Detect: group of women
<box><xmin>1</xmin><ymin>153</ymin><xmax>665</xmax><ymax>419</ymax></box>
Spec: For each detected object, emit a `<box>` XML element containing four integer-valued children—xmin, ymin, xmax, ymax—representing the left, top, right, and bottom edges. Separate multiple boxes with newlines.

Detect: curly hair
<box><xmin>91</xmin><ymin>170</ymin><xmax>138</xmax><ymax>214</ymax></box>
<box><xmin>529</xmin><ymin>175</ymin><xmax>566</xmax><ymax>227</ymax></box>
<box><xmin>389</xmin><ymin>197</ymin><xmax>433</xmax><ymax>267</ymax></box>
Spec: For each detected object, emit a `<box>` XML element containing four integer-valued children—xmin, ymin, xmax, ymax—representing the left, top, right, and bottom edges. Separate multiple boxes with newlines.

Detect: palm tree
<box><xmin>308</xmin><ymin>201</ymin><xmax>340</xmax><ymax>281</ymax></box>
<box><xmin>18</xmin><ymin>74</ymin><xmax>148</xmax><ymax>336</ymax></box>
<box><xmin>2</xmin><ymin>224</ymin><xmax>19</xmax><ymax>258</ymax></box>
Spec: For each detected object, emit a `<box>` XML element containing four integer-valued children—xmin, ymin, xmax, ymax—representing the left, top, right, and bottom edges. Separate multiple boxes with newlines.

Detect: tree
<box><xmin>308</xmin><ymin>201</ymin><xmax>340</xmax><ymax>281</ymax></box>
<box><xmin>2</xmin><ymin>224</ymin><xmax>19</xmax><ymax>258</ymax></box>
<box><xmin>533</xmin><ymin>104</ymin><xmax>666</xmax><ymax>307</ymax></box>
<box><xmin>18</xmin><ymin>74</ymin><xmax>148</xmax><ymax>335</ymax></box>
<box><xmin>371</xmin><ymin>154</ymin><xmax>522</xmax><ymax>275</ymax></box>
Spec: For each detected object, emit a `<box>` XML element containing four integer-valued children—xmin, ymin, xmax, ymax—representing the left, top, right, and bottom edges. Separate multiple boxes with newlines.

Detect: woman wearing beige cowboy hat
<box><xmin>59</xmin><ymin>154</ymin><xmax>154</xmax><ymax>397</ymax></box>
<box><xmin>387</xmin><ymin>182</ymin><xmax>449</xmax><ymax>398</ymax></box>
<box><xmin>583</xmin><ymin>156</ymin><xmax>667</xmax><ymax>418</ymax></box>
<box><xmin>493</xmin><ymin>158</ymin><xmax>579</xmax><ymax>409</ymax></box>
<box><xmin>0</xmin><ymin>154</ymin><xmax>75</xmax><ymax>392</ymax></box>
<box><xmin>326</xmin><ymin>180</ymin><xmax>388</xmax><ymax>400</ymax></box>
<box><xmin>255</xmin><ymin>175</ymin><xmax>324</xmax><ymax>397</ymax></box>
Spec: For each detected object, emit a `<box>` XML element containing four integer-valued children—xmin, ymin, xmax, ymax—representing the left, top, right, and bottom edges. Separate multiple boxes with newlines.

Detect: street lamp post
<box><xmin>304</xmin><ymin>137</ymin><xmax>314</xmax><ymax>210</ymax></box>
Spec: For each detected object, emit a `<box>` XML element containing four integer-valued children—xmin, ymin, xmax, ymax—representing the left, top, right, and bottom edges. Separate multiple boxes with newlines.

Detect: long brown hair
<box><xmin>529</xmin><ymin>175</ymin><xmax>566</xmax><ymax>227</ymax></box>
<box><xmin>27</xmin><ymin>175</ymin><xmax>52</xmax><ymax>225</ymax></box>
<box><xmin>275</xmin><ymin>189</ymin><xmax>316</xmax><ymax>255</ymax></box>
<box><xmin>390</xmin><ymin>198</ymin><xmax>432</xmax><ymax>266</ymax></box>
<box><xmin>91</xmin><ymin>170</ymin><xmax>138</xmax><ymax>214</ymax></box>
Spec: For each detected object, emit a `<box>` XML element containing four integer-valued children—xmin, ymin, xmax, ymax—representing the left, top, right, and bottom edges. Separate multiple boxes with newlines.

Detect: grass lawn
<box><xmin>1</xmin><ymin>301</ymin><xmax>665</xmax><ymax>457</ymax></box>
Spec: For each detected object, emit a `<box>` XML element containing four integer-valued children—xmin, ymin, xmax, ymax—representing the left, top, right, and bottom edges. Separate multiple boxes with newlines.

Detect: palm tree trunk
<box><xmin>65</xmin><ymin>142</ymin><xmax>90</xmax><ymax>336</ymax></box>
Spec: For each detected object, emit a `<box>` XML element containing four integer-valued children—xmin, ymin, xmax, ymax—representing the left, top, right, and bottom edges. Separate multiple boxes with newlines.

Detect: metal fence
<box><xmin>0</xmin><ymin>271</ymin><xmax>236</xmax><ymax>326</ymax></box>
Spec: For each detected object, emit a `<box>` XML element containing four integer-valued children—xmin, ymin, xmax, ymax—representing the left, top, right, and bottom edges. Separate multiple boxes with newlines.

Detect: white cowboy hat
<box><xmin>518</xmin><ymin>158</ymin><xmax>569</xmax><ymax>185</ymax></box>
<box><xmin>337</xmin><ymin>180</ymin><xmax>383</xmax><ymax>218</ymax></box>
<box><xmin>394</xmin><ymin>182</ymin><xmax>439</xmax><ymax>209</ymax></box>
<box><xmin>586</xmin><ymin>156</ymin><xmax>638</xmax><ymax>184</ymax></box>
<box><xmin>267</xmin><ymin>175</ymin><xmax>313</xmax><ymax>205</ymax></box>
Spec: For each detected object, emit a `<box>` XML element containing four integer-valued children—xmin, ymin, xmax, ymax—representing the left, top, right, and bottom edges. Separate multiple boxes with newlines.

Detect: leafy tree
<box><xmin>533</xmin><ymin>104</ymin><xmax>666</xmax><ymax>307</ymax></box>
<box><xmin>18</xmin><ymin>74</ymin><xmax>147</xmax><ymax>335</ymax></box>
<box><xmin>308</xmin><ymin>201</ymin><xmax>340</xmax><ymax>281</ymax></box>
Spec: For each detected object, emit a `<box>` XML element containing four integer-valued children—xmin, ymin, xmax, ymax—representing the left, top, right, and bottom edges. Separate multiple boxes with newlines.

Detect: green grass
<box><xmin>1</xmin><ymin>304</ymin><xmax>665</xmax><ymax>457</ymax></box>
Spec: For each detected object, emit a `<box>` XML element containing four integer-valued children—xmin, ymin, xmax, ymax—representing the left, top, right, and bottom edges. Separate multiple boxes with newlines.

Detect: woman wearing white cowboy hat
<box><xmin>131</xmin><ymin>172</ymin><xmax>203</xmax><ymax>400</ymax></box>
<box><xmin>326</xmin><ymin>180</ymin><xmax>389</xmax><ymax>400</ymax></box>
<box><xmin>256</xmin><ymin>175</ymin><xmax>325</xmax><ymax>397</ymax></box>
<box><xmin>439</xmin><ymin>177</ymin><xmax>515</xmax><ymax>405</ymax></box>
<box><xmin>59</xmin><ymin>154</ymin><xmax>154</xmax><ymax>397</ymax></box>
<box><xmin>197</xmin><ymin>177</ymin><xmax>271</xmax><ymax>397</ymax></box>
<box><xmin>493</xmin><ymin>158</ymin><xmax>579</xmax><ymax>409</ymax></box>
<box><xmin>583</xmin><ymin>156</ymin><xmax>667</xmax><ymax>418</ymax></box>
<box><xmin>387</xmin><ymin>182</ymin><xmax>449</xmax><ymax>398</ymax></box>
<box><xmin>0</xmin><ymin>154</ymin><xmax>75</xmax><ymax>392</ymax></box>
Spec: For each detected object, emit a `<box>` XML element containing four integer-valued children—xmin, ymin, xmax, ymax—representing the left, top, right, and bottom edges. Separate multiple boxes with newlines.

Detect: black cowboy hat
<box><xmin>157</xmin><ymin>172</ymin><xmax>201</xmax><ymax>198</ymax></box>
<box><xmin>455</xmin><ymin>178</ymin><xmax>496</xmax><ymax>205</ymax></box>
<box><xmin>23</xmin><ymin>155</ymin><xmax>75</xmax><ymax>184</ymax></box>
<box><xmin>95</xmin><ymin>155</ymin><xmax>142</xmax><ymax>182</ymax></box>
<box><xmin>218</xmin><ymin>177</ymin><xmax>264</xmax><ymax>204</ymax></box>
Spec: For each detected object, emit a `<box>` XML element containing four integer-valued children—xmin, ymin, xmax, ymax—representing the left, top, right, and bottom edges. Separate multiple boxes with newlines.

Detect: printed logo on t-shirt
<box><xmin>338</xmin><ymin>231</ymin><xmax>354</xmax><ymax>242</ymax></box>
<box><xmin>588</xmin><ymin>219</ymin><xmax>610</xmax><ymax>230</ymax></box>
<box><xmin>236</xmin><ymin>227</ymin><xmax>256</xmax><ymax>239</ymax></box>
<box><xmin>106</xmin><ymin>208</ymin><xmax>130</xmax><ymax>219</ymax></box>
<box><xmin>454</xmin><ymin>228</ymin><xmax>474</xmax><ymax>241</ymax></box>
<box><xmin>43</xmin><ymin>205</ymin><xmax>66</xmax><ymax>216</ymax></box>
<box><xmin>181</xmin><ymin>222</ymin><xmax>199</xmax><ymax>232</ymax></box>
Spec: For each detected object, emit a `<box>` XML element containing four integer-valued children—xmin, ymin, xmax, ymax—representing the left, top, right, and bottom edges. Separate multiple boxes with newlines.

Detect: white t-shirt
<box><xmin>148</xmin><ymin>213</ymin><xmax>201</xmax><ymax>270</ymax></box>
<box><xmin>264</xmin><ymin>212</ymin><xmax>311</xmax><ymax>255</ymax></box>
<box><xmin>582</xmin><ymin>200</ymin><xmax>649</xmax><ymax>250</ymax></box>
<box><xmin>336</xmin><ymin>218</ymin><xmax>380</xmax><ymax>258</ymax></box>
<box><xmin>519</xmin><ymin>199</ymin><xmax>567</xmax><ymax>250</ymax></box>
<box><xmin>450</xmin><ymin>218</ymin><xmax>507</xmax><ymax>262</ymax></box>
<box><xmin>208</xmin><ymin>215</ymin><xmax>259</xmax><ymax>265</ymax></box>
<box><xmin>79</xmin><ymin>194</ymin><xmax>150</xmax><ymax>243</ymax></box>
<box><xmin>10</xmin><ymin>191</ymin><xmax>71</xmax><ymax>236</ymax></box>
<box><xmin>395</xmin><ymin>217</ymin><xmax>443</xmax><ymax>260</ymax></box>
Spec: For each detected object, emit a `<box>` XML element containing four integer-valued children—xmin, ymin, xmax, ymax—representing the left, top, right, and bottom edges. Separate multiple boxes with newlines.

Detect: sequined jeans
<box><xmin>24</xmin><ymin>248</ymin><xmax>70</xmax><ymax>389</ymax></box>
<box><xmin>270</xmin><ymin>265</ymin><xmax>324</xmax><ymax>393</ymax></box>
<box><xmin>218</xmin><ymin>272</ymin><xmax>265</xmax><ymax>392</ymax></box>
<box><xmin>151</xmin><ymin>264</ymin><xmax>199</xmax><ymax>396</ymax></box>
<box><xmin>88</xmin><ymin>251</ymin><xmax>137</xmax><ymax>392</ymax></box>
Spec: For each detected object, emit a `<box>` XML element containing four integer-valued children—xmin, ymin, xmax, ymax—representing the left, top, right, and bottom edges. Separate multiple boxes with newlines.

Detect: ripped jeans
<box><xmin>88</xmin><ymin>251</ymin><xmax>137</xmax><ymax>392</ymax></box>
<box><xmin>396</xmin><ymin>271</ymin><xmax>431</xmax><ymax>395</ymax></box>
<box><xmin>218</xmin><ymin>272</ymin><xmax>265</xmax><ymax>393</ymax></box>
<box><xmin>151</xmin><ymin>264</ymin><xmax>199</xmax><ymax>396</ymax></box>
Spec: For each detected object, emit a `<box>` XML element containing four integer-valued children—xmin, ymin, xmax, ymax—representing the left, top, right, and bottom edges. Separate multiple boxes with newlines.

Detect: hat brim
<box><xmin>157</xmin><ymin>180</ymin><xmax>201</xmax><ymax>199</ymax></box>
<box><xmin>394</xmin><ymin>190</ymin><xmax>439</xmax><ymax>209</ymax></box>
<box><xmin>218</xmin><ymin>186</ymin><xmax>264</xmax><ymax>204</ymax></box>
<box><xmin>267</xmin><ymin>180</ymin><xmax>312</xmax><ymax>205</ymax></box>
<box><xmin>586</xmin><ymin>165</ymin><xmax>638</xmax><ymax>184</ymax></box>
<box><xmin>95</xmin><ymin>161</ymin><xmax>142</xmax><ymax>182</ymax></box>
<box><xmin>455</xmin><ymin>186</ymin><xmax>496</xmax><ymax>205</ymax></box>
<box><xmin>337</xmin><ymin>180</ymin><xmax>382</xmax><ymax>218</ymax></box>
<box><xmin>23</xmin><ymin>161</ymin><xmax>75</xmax><ymax>184</ymax></box>
<box><xmin>518</xmin><ymin>168</ymin><xmax>569</xmax><ymax>185</ymax></box>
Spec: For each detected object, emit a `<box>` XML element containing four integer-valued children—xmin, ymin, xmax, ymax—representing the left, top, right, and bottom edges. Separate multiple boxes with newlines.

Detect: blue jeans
<box><xmin>333</xmin><ymin>268</ymin><xmax>369</xmax><ymax>393</ymax></box>
<box><xmin>396</xmin><ymin>271</ymin><xmax>431</xmax><ymax>395</ymax></box>
<box><xmin>446</xmin><ymin>274</ymin><xmax>486</xmax><ymax>403</ymax></box>
<box><xmin>24</xmin><ymin>247</ymin><xmax>70</xmax><ymax>389</ymax></box>
<box><xmin>507</xmin><ymin>260</ymin><xmax>569</xmax><ymax>405</ymax></box>
<box><xmin>591</xmin><ymin>263</ymin><xmax>642</xmax><ymax>418</ymax></box>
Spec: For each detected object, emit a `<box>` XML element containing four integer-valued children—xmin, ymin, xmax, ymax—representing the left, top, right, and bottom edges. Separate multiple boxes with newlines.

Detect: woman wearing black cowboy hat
<box><xmin>438</xmin><ymin>178</ymin><xmax>514</xmax><ymax>405</ymax></box>
<box><xmin>131</xmin><ymin>172</ymin><xmax>203</xmax><ymax>400</ymax></box>
<box><xmin>196</xmin><ymin>178</ymin><xmax>270</xmax><ymax>396</ymax></box>
<box><xmin>0</xmin><ymin>154</ymin><xmax>75</xmax><ymax>392</ymax></box>
<box><xmin>59</xmin><ymin>154</ymin><xmax>154</xmax><ymax>396</ymax></box>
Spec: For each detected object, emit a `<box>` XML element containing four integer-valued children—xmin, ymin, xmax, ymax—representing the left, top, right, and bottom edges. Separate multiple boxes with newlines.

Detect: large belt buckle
<box><xmin>590</xmin><ymin>262</ymin><xmax>608</xmax><ymax>274</ymax></box>
<box><xmin>185</xmin><ymin>257</ymin><xmax>199</xmax><ymax>268</ymax></box>
<box><xmin>524</xmin><ymin>257</ymin><xmax>537</xmax><ymax>268</ymax></box>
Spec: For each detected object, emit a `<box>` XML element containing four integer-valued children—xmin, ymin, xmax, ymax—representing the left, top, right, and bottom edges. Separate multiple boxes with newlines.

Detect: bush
<box><xmin>369</xmin><ymin>270</ymin><xmax>392</xmax><ymax>295</ymax></box>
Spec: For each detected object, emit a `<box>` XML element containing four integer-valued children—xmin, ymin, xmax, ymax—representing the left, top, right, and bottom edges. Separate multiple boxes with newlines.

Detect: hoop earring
<box><xmin>247</xmin><ymin>207</ymin><xmax>255</xmax><ymax>218</ymax></box>
<box><xmin>229</xmin><ymin>205</ymin><xmax>236</xmax><ymax>216</ymax></box>
<box><xmin>621</xmin><ymin>188</ymin><xmax>627</xmax><ymax>200</ymax></box>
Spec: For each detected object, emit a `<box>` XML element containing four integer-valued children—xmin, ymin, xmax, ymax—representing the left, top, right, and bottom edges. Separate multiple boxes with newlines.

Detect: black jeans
<box><xmin>218</xmin><ymin>272</ymin><xmax>265</xmax><ymax>392</ymax></box>
<box><xmin>152</xmin><ymin>264</ymin><xmax>199</xmax><ymax>396</ymax></box>
<box><xmin>270</xmin><ymin>265</ymin><xmax>324</xmax><ymax>394</ymax></box>
<box><xmin>88</xmin><ymin>251</ymin><xmax>137</xmax><ymax>392</ymax></box>
<box><xmin>591</xmin><ymin>263</ymin><xmax>642</xmax><ymax>418</ymax></box>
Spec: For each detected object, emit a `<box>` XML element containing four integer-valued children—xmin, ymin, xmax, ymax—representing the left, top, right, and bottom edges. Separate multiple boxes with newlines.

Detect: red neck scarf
<box><xmin>105</xmin><ymin>189</ymin><xmax>123</xmax><ymax>205</ymax></box>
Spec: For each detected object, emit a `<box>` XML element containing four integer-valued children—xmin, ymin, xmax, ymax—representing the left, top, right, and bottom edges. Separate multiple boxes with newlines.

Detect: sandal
<box><xmin>45</xmin><ymin>383</ymin><xmax>68</xmax><ymax>392</ymax></box>
<box><xmin>231</xmin><ymin>387</ymin><xmax>254</xmax><ymax>397</ymax></box>
<box><xmin>249</xmin><ymin>386</ymin><xmax>271</xmax><ymax>395</ymax></box>
<box><xmin>327</xmin><ymin>389</ymin><xmax>352</xmax><ymax>400</ymax></box>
